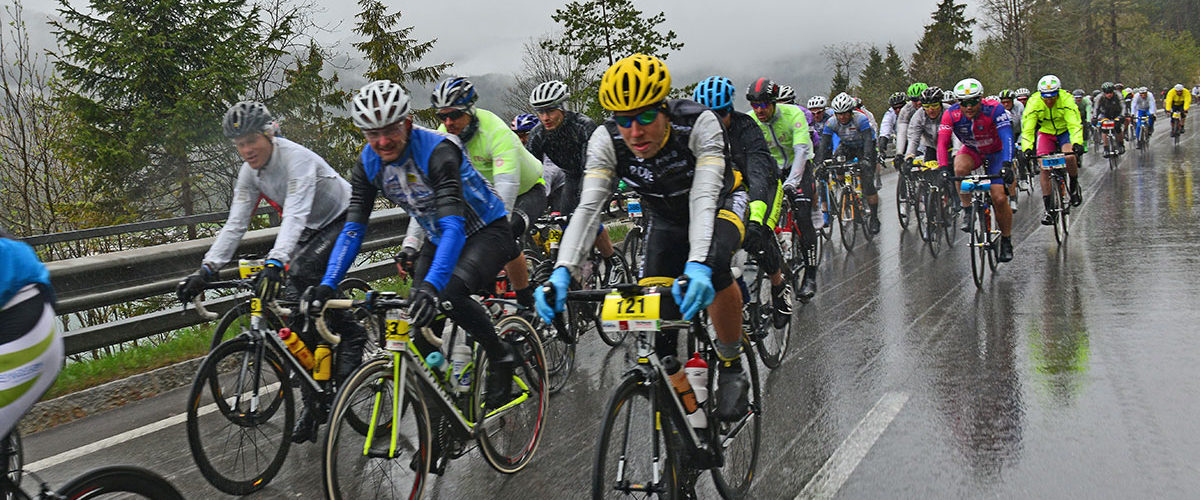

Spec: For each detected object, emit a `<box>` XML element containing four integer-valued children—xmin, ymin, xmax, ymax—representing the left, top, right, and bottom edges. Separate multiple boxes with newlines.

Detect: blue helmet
<box><xmin>510</xmin><ymin>113</ymin><xmax>539</xmax><ymax>133</ymax></box>
<box><xmin>431</xmin><ymin>76</ymin><xmax>478</xmax><ymax>109</ymax></box>
<box><xmin>693</xmin><ymin>76</ymin><xmax>736</xmax><ymax>112</ymax></box>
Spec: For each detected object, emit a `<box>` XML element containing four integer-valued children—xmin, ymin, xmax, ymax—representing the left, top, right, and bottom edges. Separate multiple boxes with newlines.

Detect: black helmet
<box><xmin>998</xmin><ymin>89</ymin><xmax>1015</xmax><ymax>99</ymax></box>
<box><xmin>1101</xmin><ymin>81</ymin><xmax>1116</xmax><ymax>92</ymax></box>
<box><xmin>888</xmin><ymin>92</ymin><xmax>906</xmax><ymax>108</ymax></box>
<box><xmin>919</xmin><ymin>86</ymin><xmax>943</xmax><ymax>105</ymax></box>
<box><xmin>222</xmin><ymin>101</ymin><xmax>275</xmax><ymax>139</ymax></box>
<box><xmin>745</xmin><ymin>77</ymin><xmax>778</xmax><ymax>102</ymax></box>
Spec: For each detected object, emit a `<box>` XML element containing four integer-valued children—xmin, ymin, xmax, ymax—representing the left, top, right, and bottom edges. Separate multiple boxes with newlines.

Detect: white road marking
<box><xmin>27</xmin><ymin>382</ymin><xmax>282</xmax><ymax>473</ymax></box>
<box><xmin>795</xmin><ymin>391</ymin><xmax>910</xmax><ymax>500</ymax></box>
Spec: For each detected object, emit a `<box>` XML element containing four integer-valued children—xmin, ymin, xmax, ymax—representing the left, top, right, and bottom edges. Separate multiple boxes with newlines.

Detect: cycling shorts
<box><xmin>958</xmin><ymin>146</ymin><xmax>1007</xmax><ymax>185</ymax></box>
<box><xmin>0</xmin><ymin>285</ymin><xmax>63</xmax><ymax>440</ymax></box>
<box><xmin>639</xmin><ymin>191</ymin><xmax>747</xmax><ymax>292</ymax></box>
<box><xmin>1036</xmin><ymin>131</ymin><xmax>1072</xmax><ymax>155</ymax></box>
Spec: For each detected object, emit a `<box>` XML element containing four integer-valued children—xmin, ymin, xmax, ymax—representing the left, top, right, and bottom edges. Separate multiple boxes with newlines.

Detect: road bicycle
<box><xmin>615</xmin><ymin>191</ymin><xmax>648</xmax><ymax>267</ymax></box>
<box><xmin>951</xmin><ymin>172</ymin><xmax>1007</xmax><ymax>288</ymax></box>
<box><xmin>1097</xmin><ymin>118</ymin><xmax>1122</xmax><ymax>170</ymax></box>
<box><xmin>1170</xmin><ymin>109</ymin><xmax>1185</xmax><ymax>149</ymax></box>
<box><xmin>824</xmin><ymin>157</ymin><xmax>872</xmax><ymax>251</ymax></box>
<box><xmin>1133</xmin><ymin>114</ymin><xmax>1151</xmax><ymax>151</ymax></box>
<box><xmin>735</xmin><ymin>246</ymin><xmax>791</xmax><ymax>370</ymax></box>
<box><xmin>317</xmin><ymin>292</ymin><xmax>547</xmax><ymax>499</ymax></box>
<box><xmin>558</xmin><ymin>279</ymin><xmax>762</xmax><ymax>499</ymax></box>
<box><xmin>813</xmin><ymin>164</ymin><xmax>839</xmax><ymax>245</ymax></box>
<box><xmin>913</xmin><ymin>160</ymin><xmax>959</xmax><ymax>257</ymax></box>
<box><xmin>895</xmin><ymin>159</ymin><xmax>920</xmax><ymax>230</ymax></box>
<box><xmin>1037</xmin><ymin>153</ymin><xmax>1072</xmax><ymax>245</ymax></box>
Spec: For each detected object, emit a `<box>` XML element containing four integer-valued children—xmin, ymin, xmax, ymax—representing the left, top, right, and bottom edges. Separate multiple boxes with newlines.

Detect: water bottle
<box><xmin>663</xmin><ymin>356</ymin><xmax>699</xmax><ymax>414</ymax></box>
<box><xmin>278</xmin><ymin>328</ymin><xmax>314</xmax><ymax>370</ymax></box>
<box><xmin>684</xmin><ymin>353</ymin><xmax>709</xmax><ymax>429</ymax></box>
<box><xmin>426</xmin><ymin>351</ymin><xmax>448</xmax><ymax>384</ymax></box>
<box><xmin>778</xmin><ymin>226</ymin><xmax>793</xmax><ymax>260</ymax></box>
<box><xmin>313</xmin><ymin>345</ymin><xmax>332</xmax><ymax>381</ymax></box>
<box><xmin>450</xmin><ymin>343</ymin><xmax>473</xmax><ymax>394</ymax></box>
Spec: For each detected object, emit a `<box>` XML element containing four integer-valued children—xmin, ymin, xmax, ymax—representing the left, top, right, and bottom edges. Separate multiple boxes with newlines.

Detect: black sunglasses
<box><xmin>961</xmin><ymin>97</ymin><xmax>982</xmax><ymax>107</ymax></box>
<box><xmin>436</xmin><ymin>109</ymin><xmax>467</xmax><ymax>121</ymax></box>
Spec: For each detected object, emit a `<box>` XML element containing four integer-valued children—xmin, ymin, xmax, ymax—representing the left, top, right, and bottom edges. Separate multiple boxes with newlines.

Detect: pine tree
<box><xmin>271</xmin><ymin>41</ymin><xmax>359</xmax><ymax>174</ymax></box>
<box><xmin>855</xmin><ymin>46</ymin><xmax>888</xmax><ymax>114</ymax></box>
<box><xmin>353</xmin><ymin>0</ymin><xmax>451</xmax><ymax>125</ymax></box>
<box><xmin>908</xmin><ymin>0</ymin><xmax>975</xmax><ymax>88</ymax></box>
<box><xmin>883</xmin><ymin>44</ymin><xmax>909</xmax><ymax>93</ymax></box>
<box><xmin>830</xmin><ymin>67</ymin><xmax>851</xmax><ymax>97</ymax></box>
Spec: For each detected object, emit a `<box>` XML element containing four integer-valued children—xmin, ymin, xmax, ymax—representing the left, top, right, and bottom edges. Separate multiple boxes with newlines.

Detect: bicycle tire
<box><xmin>592</xmin><ymin>255</ymin><xmax>632</xmax><ymax>347</ymax></box>
<box><xmin>750</xmin><ymin>259</ymin><xmax>788</xmax><ymax>370</ymax></box>
<box><xmin>858</xmin><ymin>190</ymin><xmax>874</xmax><ymax>242</ymax></box>
<box><xmin>969</xmin><ymin>206</ymin><xmax>986</xmax><ymax>288</ymax></box>
<box><xmin>818</xmin><ymin>181</ymin><xmax>835</xmax><ymax>243</ymax></box>
<box><xmin>186</xmin><ymin>336</ymin><xmax>293</xmax><ymax>495</ymax></box>
<box><xmin>623</xmin><ymin>226</ymin><xmax>644</xmax><ymax>269</ymax></box>
<box><xmin>895</xmin><ymin>173</ymin><xmax>911</xmax><ymax>229</ymax></box>
<box><xmin>54</xmin><ymin>465</ymin><xmax>184</xmax><ymax>500</ymax></box>
<box><xmin>592</xmin><ymin>375</ymin><xmax>680</xmax><ymax>500</ymax></box>
<box><xmin>915</xmin><ymin>182</ymin><xmax>931</xmax><ymax>242</ymax></box>
<box><xmin>838</xmin><ymin>189</ymin><xmax>857</xmax><ymax>251</ymax></box>
<box><xmin>1051</xmin><ymin>176</ymin><xmax>1066</xmax><ymax>245</ymax></box>
<box><xmin>942</xmin><ymin>189</ymin><xmax>959</xmax><ymax>246</ymax></box>
<box><xmin>530</xmin><ymin>260</ymin><xmax>576</xmax><ymax>394</ymax></box>
<box><xmin>925</xmin><ymin>188</ymin><xmax>944</xmax><ymax>257</ymax></box>
<box><xmin>985</xmin><ymin>206</ymin><xmax>999</xmax><ymax>272</ymax></box>
<box><xmin>323</xmin><ymin>357</ymin><xmax>430</xmax><ymax>500</ymax></box>
<box><xmin>711</xmin><ymin>337</ymin><xmax>762</xmax><ymax>499</ymax></box>
<box><xmin>476</xmin><ymin>316</ymin><xmax>548</xmax><ymax>474</ymax></box>
<box><xmin>209</xmin><ymin>299</ymin><xmax>287</xmax><ymax>352</ymax></box>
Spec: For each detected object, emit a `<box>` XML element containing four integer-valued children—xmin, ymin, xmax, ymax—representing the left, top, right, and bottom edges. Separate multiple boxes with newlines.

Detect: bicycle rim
<box><xmin>1052</xmin><ymin>179</ymin><xmax>1065</xmax><ymax>245</ymax></box>
<box><xmin>838</xmin><ymin>190</ymin><xmax>856</xmax><ymax>250</ymax></box>
<box><xmin>985</xmin><ymin>207</ymin><xmax>999</xmax><ymax>271</ymax></box>
<box><xmin>476</xmin><ymin>316</ymin><xmax>548</xmax><ymax>473</ymax></box>
<box><xmin>210</xmin><ymin>301</ymin><xmax>286</xmax><ymax>353</ymax></box>
<box><xmin>969</xmin><ymin>210</ymin><xmax>985</xmax><ymax>288</ymax></box>
<box><xmin>541</xmin><ymin>317</ymin><xmax>576</xmax><ymax>394</ymax></box>
<box><xmin>186</xmin><ymin>337</ymin><xmax>292</xmax><ymax>495</ymax></box>
<box><xmin>925</xmin><ymin>189</ymin><xmax>943</xmax><ymax>257</ymax></box>
<box><xmin>593</xmin><ymin>261</ymin><xmax>630</xmax><ymax>346</ymax></box>
<box><xmin>324</xmin><ymin>358</ymin><xmax>429</xmax><ymax>500</ymax></box>
<box><xmin>895</xmin><ymin>176</ymin><xmax>910</xmax><ymax>229</ymax></box>
<box><xmin>592</xmin><ymin>376</ymin><xmax>679</xmax><ymax>500</ymax></box>
<box><xmin>914</xmin><ymin>183</ymin><xmax>929</xmax><ymax>242</ymax></box>
<box><xmin>942</xmin><ymin>191</ymin><xmax>959</xmax><ymax>246</ymax></box>
<box><xmin>54</xmin><ymin>466</ymin><xmax>184</xmax><ymax>500</ymax></box>
<box><xmin>711</xmin><ymin>339</ymin><xmax>762</xmax><ymax>499</ymax></box>
<box><xmin>750</xmin><ymin>267</ymin><xmax>786</xmax><ymax>370</ymax></box>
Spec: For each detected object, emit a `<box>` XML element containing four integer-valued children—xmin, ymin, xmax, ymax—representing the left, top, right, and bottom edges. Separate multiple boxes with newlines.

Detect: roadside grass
<box><xmin>44</xmin><ymin>324</ymin><xmax>215</xmax><ymax>401</ymax></box>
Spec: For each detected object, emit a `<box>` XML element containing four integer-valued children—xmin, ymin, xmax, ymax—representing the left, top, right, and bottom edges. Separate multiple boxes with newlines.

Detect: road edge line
<box><xmin>794</xmin><ymin>391</ymin><xmax>910</xmax><ymax>500</ymax></box>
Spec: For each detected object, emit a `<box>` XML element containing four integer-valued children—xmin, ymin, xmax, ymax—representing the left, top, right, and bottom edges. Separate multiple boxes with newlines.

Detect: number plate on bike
<box><xmin>1101</xmin><ymin>120</ymin><xmax>1115</xmax><ymax>130</ymax></box>
<box><xmin>627</xmin><ymin>200</ymin><xmax>642</xmax><ymax>217</ymax></box>
<box><xmin>1040</xmin><ymin>156</ymin><xmax>1067</xmax><ymax>170</ymax></box>
<box><xmin>1173</xmin><ymin>112</ymin><xmax>1182</xmax><ymax>119</ymax></box>
<box><xmin>385</xmin><ymin>313</ymin><xmax>411</xmax><ymax>351</ymax></box>
<box><xmin>548</xmin><ymin>229</ymin><xmax>562</xmax><ymax>243</ymax></box>
<box><xmin>238</xmin><ymin>258</ymin><xmax>265</xmax><ymax>279</ymax></box>
<box><xmin>601</xmin><ymin>292</ymin><xmax>661</xmax><ymax>332</ymax></box>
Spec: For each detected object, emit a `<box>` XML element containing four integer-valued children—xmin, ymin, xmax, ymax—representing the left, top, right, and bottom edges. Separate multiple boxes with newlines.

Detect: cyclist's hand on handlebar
<box><xmin>393</xmin><ymin>246</ymin><xmax>418</xmax><ymax>279</ymax></box>
<box><xmin>302</xmin><ymin>284</ymin><xmax>336</xmax><ymax>317</ymax></box>
<box><xmin>253</xmin><ymin>259</ymin><xmax>284</xmax><ymax>301</ymax></box>
<box><xmin>674</xmin><ymin>262</ymin><xmax>714</xmax><ymax>321</ymax></box>
<box><xmin>534</xmin><ymin>267</ymin><xmax>571</xmax><ymax>323</ymax></box>
<box><xmin>1002</xmin><ymin>161</ymin><xmax>1015</xmax><ymax>184</ymax></box>
<box><xmin>177</xmin><ymin>265</ymin><xmax>215</xmax><ymax>304</ymax></box>
<box><xmin>408</xmin><ymin>281</ymin><xmax>440</xmax><ymax>328</ymax></box>
<box><xmin>743</xmin><ymin>221</ymin><xmax>766</xmax><ymax>254</ymax></box>
<box><xmin>1023</xmin><ymin>148</ymin><xmax>1035</xmax><ymax>161</ymax></box>
<box><xmin>1072</xmin><ymin>143</ymin><xmax>1085</xmax><ymax>155</ymax></box>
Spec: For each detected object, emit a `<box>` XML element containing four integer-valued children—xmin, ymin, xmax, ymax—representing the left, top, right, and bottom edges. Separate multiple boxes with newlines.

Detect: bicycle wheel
<box><xmin>838</xmin><ymin>190</ymin><xmax>857</xmax><ymax>251</ymax></box>
<box><xmin>750</xmin><ymin>259</ymin><xmax>788</xmax><ymax>370</ymax></box>
<box><xmin>942</xmin><ymin>189</ymin><xmax>960</xmax><ymax>246</ymax></box>
<box><xmin>1051</xmin><ymin>177</ymin><xmax>1066</xmax><ymax>245</ymax></box>
<box><xmin>711</xmin><ymin>337</ymin><xmax>762</xmax><ymax>499</ymax></box>
<box><xmin>895</xmin><ymin>174</ymin><xmax>911</xmax><ymax>229</ymax></box>
<box><xmin>324</xmin><ymin>357</ymin><xmax>430</xmax><ymax>500</ymax></box>
<box><xmin>592</xmin><ymin>374</ymin><xmax>680</xmax><ymax>500</ymax></box>
<box><xmin>915</xmin><ymin>182</ymin><xmax>931</xmax><ymax>242</ymax></box>
<box><xmin>817</xmin><ymin>182</ymin><xmax>834</xmax><ymax>243</ymax></box>
<box><xmin>54</xmin><ymin>466</ymin><xmax>184</xmax><ymax>500</ymax></box>
<box><xmin>985</xmin><ymin>206</ymin><xmax>998</xmax><ymax>271</ymax></box>
<box><xmin>530</xmin><ymin>260</ymin><xmax>575</xmax><ymax>394</ymax></box>
<box><xmin>858</xmin><ymin>191</ymin><xmax>874</xmax><ymax>242</ymax></box>
<box><xmin>4</xmin><ymin>431</ymin><xmax>21</xmax><ymax>495</ymax></box>
<box><xmin>1057</xmin><ymin>179</ymin><xmax>1071</xmax><ymax>241</ymax></box>
<box><xmin>969</xmin><ymin>205</ymin><xmax>986</xmax><ymax>288</ymax></box>
<box><xmin>186</xmin><ymin>336</ymin><xmax>292</xmax><ymax>495</ymax></box>
<box><xmin>623</xmin><ymin>226</ymin><xmax>644</xmax><ymax>269</ymax></box>
<box><xmin>593</xmin><ymin>255</ymin><xmax>632</xmax><ymax>346</ymax></box>
<box><xmin>476</xmin><ymin>316</ymin><xmax>548</xmax><ymax>474</ymax></box>
<box><xmin>209</xmin><ymin>299</ymin><xmax>287</xmax><ymax>352</ymax></box>
<box><xmin>924</xmin><ymin>188</ymin><xmax>943</xmax><ymax>257</ymax></box>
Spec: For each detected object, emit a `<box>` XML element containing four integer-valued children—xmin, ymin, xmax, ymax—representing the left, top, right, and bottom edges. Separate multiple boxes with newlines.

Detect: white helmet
<box><xmin>351</xmin><ymin>80</ymin><xmax>411</xmax><ymax>130</ymax></box>
<box><xmin>807</xmin><ymin>95</ymin><xmax>828</xmax><ymax>109</ymax></box>
<box><xmin>1014</xmin><ymin>87</ymin><xmax>1031</xmax><ymax>98</ymax></box>
<box><xmin>953</xmin><ymin>78</ymin><xmax>984</xmax><ymax>100</ymax></box>
<box><xmin>942</xmin><ymin>90</ymin><xmax>957</xmax><ymax>104</ymax></box>
<box><xmin>776</xmin><ymin>85</ymin><xmax>796</xmax><ymax>103</ymax></box>
<box><xmin>430</xmin><ymin>77</ymin><xmax>478</xmax><ymax>109</ymax></box>
<box><xmin>829</xmin><ymin>92</ymin><xmax>855</xmax><ymax>113</ymax></box>
<box><xmin>1037</xmin><ymin>75</ymin><xmax>1062</xmax><ymax>95</ymax></box>
<box><xmin>1139</xmin><ymin>86</ymin><xmax>1149</xmax><ymax>94</ymax></box>
<box><xmin>1174</xmin><ymin>83</ymin><xmax>1185</xmax><ymax>92</ymax></box>
<box><xmin>529</xmin><ymin>80</ymin><xmax>570</xmax><ymax>109</ymax></box>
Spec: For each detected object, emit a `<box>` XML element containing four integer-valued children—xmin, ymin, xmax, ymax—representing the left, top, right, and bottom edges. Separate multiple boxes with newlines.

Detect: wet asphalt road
<box><xmin>23</xmin><ymin>122</ymin><xmax>1200</xmax><ymax>499</ymax></box>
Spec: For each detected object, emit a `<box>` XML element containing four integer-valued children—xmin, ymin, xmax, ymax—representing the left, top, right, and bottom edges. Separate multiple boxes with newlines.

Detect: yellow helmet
<box><xmin>598</xmin><ymin>54</ymin><xmax>672</xmax><ymax>112</ymax></box>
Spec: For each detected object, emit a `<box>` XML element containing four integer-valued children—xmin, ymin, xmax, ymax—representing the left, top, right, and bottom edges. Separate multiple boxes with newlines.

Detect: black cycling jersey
<box><xmin>725</xmin><ymin>111</ymin><xmax>779</xmax><ymax>220</ymax></box>
<box><xmin>525</xmin><ymin>111</ymin><xmax>597</xmax><ymax>179</ymax></box>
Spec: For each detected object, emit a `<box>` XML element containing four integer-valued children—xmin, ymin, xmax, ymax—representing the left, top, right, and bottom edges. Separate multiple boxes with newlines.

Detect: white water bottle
<box><xmin>778</xmin><ymin>227</ymin><xmax>793</xmax><ymax>259</ymax></box>
<box><xmin>450</xmin><ymin>343</ymin><xmax>473</xmax><ymax>394</ymax></box>
<box><xmin>684</xmin><ymin>353</ymin><xmax>709</xmax><ymax>429</ymax></box>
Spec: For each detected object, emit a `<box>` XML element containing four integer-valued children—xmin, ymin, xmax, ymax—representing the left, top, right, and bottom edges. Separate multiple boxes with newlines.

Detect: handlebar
<box><xmin>311</xmin><ymin>293</ymin><xmax>439</xmax><ymax>348</ymax></box>
<box><xmin>186</xmin><ymin>279</ymin><xmax>293</xmax><ymax>320</ymax></box>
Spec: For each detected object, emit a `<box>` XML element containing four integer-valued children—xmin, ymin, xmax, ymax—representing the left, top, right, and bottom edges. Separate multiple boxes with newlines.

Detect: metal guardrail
<box><xmin>49</xmin><ymin>208</ymin><xmax>409</xmax><ymax>355</ymax></box>
<box><xmin>21</xmin><ymin>207</ymin><xmax>276</xmax><ymax>247</ymax></box>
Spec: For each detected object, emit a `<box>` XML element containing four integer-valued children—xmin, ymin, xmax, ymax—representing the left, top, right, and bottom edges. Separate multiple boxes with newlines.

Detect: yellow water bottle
<box><xmin>313</xmin><ymin>344</ymin><xmax>332</xmax><ymax>381</ymax></box>
<box><xmin>279</xmin><ymin>328</ymin><xmax>314</xmax><ymax>370</ymax></box>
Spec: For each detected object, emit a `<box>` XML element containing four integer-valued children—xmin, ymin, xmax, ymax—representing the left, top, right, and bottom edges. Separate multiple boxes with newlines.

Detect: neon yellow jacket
<box><xmin>1020</xmin><ymin>90</ymin><xmax>1084</xmax><ymax>150</ymax></box>
<box><xmin>439</xmin><ymin>108</ymin><xmax>544</xmax><ymax>211</ymax></box>
<box><xmin>1165</xmin><ymin>89</ymin><xmax>1191</xmax><ymax>111</ymax></box>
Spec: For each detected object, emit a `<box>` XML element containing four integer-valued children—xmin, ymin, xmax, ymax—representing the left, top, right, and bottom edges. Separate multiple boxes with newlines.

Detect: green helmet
<box><xmin>907</xmin><ymin>82</ymin><xmax>929</xmax><ymax>98</ymax></box>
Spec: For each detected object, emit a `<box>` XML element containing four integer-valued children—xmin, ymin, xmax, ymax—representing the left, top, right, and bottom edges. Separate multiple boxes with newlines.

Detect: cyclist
<box><xmin>745</xmin><ymin>77</ymin><xmax>819</xmax><ymax>302</ymax></box>
<box><xmin>777</xmin><ymin>85</ymin><xmax>797</xmax><ymax>105</ymax></box>
<box><xmin>1015</xmin><ymin>87</ymin><xmax>1031</xmax><ymax>107</ymax></box>
<box><xmin>895</xmin><ymin>82</ymin><xmax>928</xmax><ymax>169</ymax></box>
<box><xmin>175</xmin><ymin>101</ymin><xmax>367</xmax><ymax>443</ymax></box>
<box><xmin>1130</xmin><ymin>86</ymin><xmax>1157</xmax><ymax>144</ymax></box>
<box><xmin>1192</xmin><ymin>84</ymin><xmax>1200</xmax><ymax>98</ymax></box>
<box><xmin>815</xmin><ymin>92</ymin><xmax>881</xmax><ymax>234</ymax></box>
<box><xmin>807</xmin><ymin>95</ymin><xmax>831</xmax><ymax>138</ymax></box>
<box><xmin>940</xmin><ymin>78</ymin><xmax>1015</xmax><ymax>263</ymax></box>
<box><xmin>878</xmin><ymin>91</ymin><xmax>907</xmax><ymax>160</ymax></box>
<box><xmin>524</xmin><ymin>80</ymin><xmax>620</xmax><ymax>269</ymax></box>
<box><xmin>432</xmin><ymin>77</ymin><xmax>547</xmax><ymax>312</ymax></box>
<box><xmin>0</xmin><ymin>227</ymin><xmax>63</xmax><ymax>442</ymax></box>
<box><xmin>511</xmin><ymin>113</ymin><xmax>539</xmax><ymax>144</ymax></box>
<box><xmin>1094</xmin><ymin>81</ymin><xmax>1127</xmax><ymax>154</ymax></box>
<box><xmin>313</xmin><ymin>80</ymin><xmax>522</xmax><ymax>413</ymax></box>
<box><xmin>1073</xmin><ymin>89</ymin><xmax>1093</xmax><ymax>146</ymax></box>
<box><xmin>904</xmin><ymin>86</ymin><xmax>947</xmax><ymax>163</ymax></box>
<box><xmin>1165</xmin><ymin>83</ymin><xmax>1191</xmax><ymax>135</ymax></box>
<box><xmin>1121</xmin><ymin>85</ymin><xmax>1135</xmax><ymax>137</ymax></box>
<box><xmin>536</xmin><ymin>54</ymin><xmax>750</xmax><ymax>421</ymax></box>
<box><xmin>1020</xmin><ymin>74</ymin><xmax>1085</xmax><ymax>225</ymax></box>
<box><xmin>694</xmin><ymin>76</ymin><xmax>793</xmax><ymax>325</ymax></box>
<box><xmin>999</xmin><ymin>89</ymin><xmax>1028</xmax><ymax>189</ymax></box>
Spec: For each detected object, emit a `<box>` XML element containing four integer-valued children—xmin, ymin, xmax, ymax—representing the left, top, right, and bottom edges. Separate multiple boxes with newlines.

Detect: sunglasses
<box><xmin>1040</xmin><ymin>92</ymin><xmax>1058</xmax><ymax>99</ymax></box>
<box><xmin>534</xmin><ymin>106</ymin><xmax>560</xmax><ymax>114</ymax></box>
<box><xmin>749</xmin><ymin>101</ymin><xmax>773</xmax><ymax>110</ymax></box>
<box><xmin>922</xmin><ymin>103</ymin><xmax>942</xmax><ymax>110</ymax></box>
<box><xmin>713</xmin><ymin>107</ymin><xmax>732</xmax><ymax>117</ymax></box>
<box><xmin>810</xmin><ymin>107</ymin><xmax>825</xmax><ymax>114</ymax></box>
<box><xmin>961</xmin><ymin>97</ymin><xmax>982</xmax><ymax>107</ymax></box>
<box><xmin>613</xmin><ymin>107</ymin><xmax>663</xmax><ymax>128</ymax></box>
<box><xmin>436</xmin><ymin>109</ymin><xmax>467</xmax><ymax>121</ymax></box>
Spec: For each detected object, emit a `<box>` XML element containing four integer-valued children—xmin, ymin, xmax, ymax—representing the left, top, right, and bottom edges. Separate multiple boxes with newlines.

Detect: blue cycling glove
<box><xmin>673</xmin><ymin>262</ymin><xmax>715</xmax><ymax>320</ymax></box>
<box><xmin>535</xmin><ymin>267</ymin><xmax>571</xmax><ymax>323</ymax></box>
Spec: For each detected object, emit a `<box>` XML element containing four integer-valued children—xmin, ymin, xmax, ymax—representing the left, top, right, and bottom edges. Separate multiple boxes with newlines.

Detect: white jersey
<box><xmin>203</xmin><ymin>136</ymin><xmax>351</xmax><ymax>269</ymax></box>
<box><xmin>1131</xmin><ymin>93</ymin><xmax>1156</xmax><ymax>114</ymax></box>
